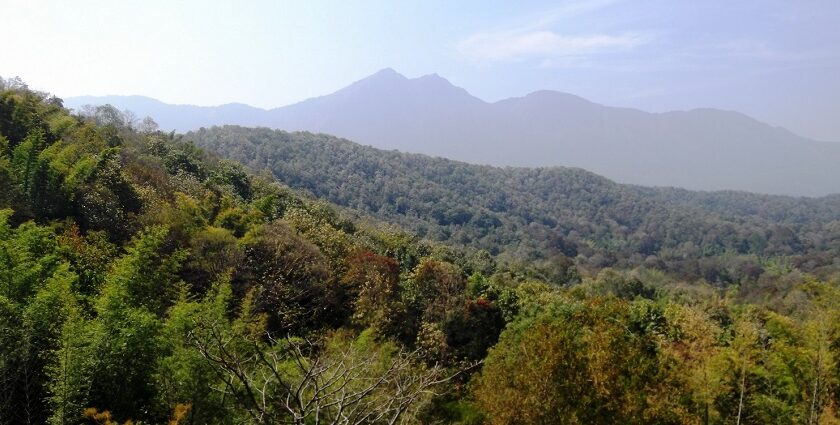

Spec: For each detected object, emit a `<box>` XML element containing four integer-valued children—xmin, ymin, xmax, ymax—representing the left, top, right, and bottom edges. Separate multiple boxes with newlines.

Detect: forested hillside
<box><xmin>5</xmin><ymin>78</ymin><xmax>840</xmax><ymax>424</ymax></box>
<box><xmin>188</xmin><ymin>126</ymin><xmax>840</xmax><ymax>285</ymax></box>
<box><xmin>0</xmin><ymin>78</ymin><xmax>494</xmax><ymax>424</ymax></box>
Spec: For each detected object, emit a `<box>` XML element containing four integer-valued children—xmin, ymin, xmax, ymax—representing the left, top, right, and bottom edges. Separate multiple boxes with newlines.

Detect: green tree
<box><xmin>239</xmin><ymin>220</ymin><xmax>333</xmax><ymax>334</ymax></box>
<box><xmin>155</xmin><ymin>276</ymin><xmax>239</xmax><ymax>424</ymax></box>
<box><xmin>473</xmin><ymin>297</ymin><xmax>691</xmax><ymax>424</ymax></box>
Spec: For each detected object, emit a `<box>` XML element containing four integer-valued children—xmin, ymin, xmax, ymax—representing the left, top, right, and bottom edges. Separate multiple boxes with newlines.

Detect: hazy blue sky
<box><xmin>2</xmin><ymin>0</ymin><xmax>838</xmax><ymax>141</ymax></box>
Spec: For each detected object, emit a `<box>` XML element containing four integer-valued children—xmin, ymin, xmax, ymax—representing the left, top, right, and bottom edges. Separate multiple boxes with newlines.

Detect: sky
<box><xmin>2</xmin><ymin>0</ymin><xmax>839</xmax><ymax>141</ymax></box>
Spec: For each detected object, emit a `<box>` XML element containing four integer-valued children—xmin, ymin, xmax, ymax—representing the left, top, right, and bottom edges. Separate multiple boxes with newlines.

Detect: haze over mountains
<box><xmin>65</xmin><ymin>68</ymin><xmax>840</xmax><ymax>197</ymax></box>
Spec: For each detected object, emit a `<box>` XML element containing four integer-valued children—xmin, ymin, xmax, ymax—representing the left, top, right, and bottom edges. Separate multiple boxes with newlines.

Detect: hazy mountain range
<box><xmin>65</xmin><ymin>68</ymin><xmax>840</xmax><ymax>196</ymax></box>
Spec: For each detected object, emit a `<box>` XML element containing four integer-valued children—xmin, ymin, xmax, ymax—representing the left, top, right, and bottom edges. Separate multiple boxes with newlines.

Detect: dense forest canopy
<box><xmin>187</xmin><ymin>126</ymin><xmax>840</xmax><ymax>284</ymax></box>
<box><xmin>3</xmin><ymin>77</ymin><xmax>840</xmax><ymax>424</ymax></box>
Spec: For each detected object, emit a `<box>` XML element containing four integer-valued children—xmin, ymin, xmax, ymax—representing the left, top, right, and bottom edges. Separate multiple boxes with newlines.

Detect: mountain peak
<box><xmin>492</xmin><ymin>89</ymin><xmax>597</xmax><ymax>111</ymax></box>
<box><xmin>325</xmin><ymin>68</ymin><xmax>482</xmax><ymax>105</ymax></box>
<box><xmin>338</xmin><ymin>68</ymin><xmax>408</xmax><ymax>93</ymax></box>
<box><xmin>360</xmin><ymin>69</ymin><xmax>457</xmax><ymax>89</ymax></box>
<box><xmin>415</xmin><ymin>72</ymin><xmax>453</xmax><ymax>85</ymax></box>
<box><xmin>523</xmin><ymin>90</ymin><xmax>593</xmax><ymax>104</ymax></box>
<box><xmin>367</xmin><ymin>67</ymin><xmax>407</xmax><ymax>80</ymax></box>
<box><xmin>417</xmin><ymin>72</ymin><xmax>442</xmax><ymax>80</ymax></box>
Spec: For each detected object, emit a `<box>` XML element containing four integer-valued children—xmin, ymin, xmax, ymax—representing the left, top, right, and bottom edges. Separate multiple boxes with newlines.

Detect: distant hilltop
<box><xmin>66</xmin><ymin>68</ymin><xmax>840</xmax><ymax>196</ymax></box>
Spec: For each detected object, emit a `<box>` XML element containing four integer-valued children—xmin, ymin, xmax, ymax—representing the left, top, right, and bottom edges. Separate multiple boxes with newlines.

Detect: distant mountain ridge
<box><xmin>64</xmin><ymin>68</ymin><xmax>840</xmax><ymax>196</ymax></box>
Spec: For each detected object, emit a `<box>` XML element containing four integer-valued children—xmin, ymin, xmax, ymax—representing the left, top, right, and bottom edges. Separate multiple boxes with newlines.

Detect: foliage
<box><xmin>187</xmin><ymin>126</ymin><xmax>840</xmax><ymax>284</ymax></box>
<box><xmin>2</xmin><ymin>80</ymin><xmax>840</xmax><ymax>424</ymax></box>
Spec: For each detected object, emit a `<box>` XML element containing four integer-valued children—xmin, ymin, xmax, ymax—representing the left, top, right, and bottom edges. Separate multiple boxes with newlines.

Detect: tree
<box><xmin>104</xmin><ymin>225</ymin><xmax>187</xmax><ymax>315</ymax></box>
<box><xmin>18</xmin><ymin>265</ymin><xmax>80</xmax><ymax>424</ymax></box>
<box><xmin>663</xmin><ymin>302</ymin><xmax>725</xmax><ymax>423</ymax></box>
<box><xmin>473</xmin><ymin>297</ymin><xmax>691</xmax><ymax>424</ymax></box>
<box><xmin>239</xmin><ymin>220</ymin><xmax>333</xmax><ymax>334</ymax></box>
<box><xmin>189</xmin><ymin>321</ymin><xmax>471</xmax><ymax>424</ymax></box>
<box><xmin>0</xmin><ymin>211</ymin><xmax>79</xmax><ymax>424</ymax></box>
<box><xmin>341</xmin><ymin>250</ymin><xmax>402</xmax><ymax>333</ymax></box>
<box><xmin>182</xmin><ymin>226</ymin><xmax>242</xmax><ymax>291</ymax></box>
<box><xmin>50</xmin><ymin>274</ymin><xmax>165</xmax><ymax>424</ymax></box>
<box><xmin>155</xmin><ymin>276</ymin><xmax>239</xmax><ymax>424</ymax></box>
<box><xmin>121</xmin><ymin>109</ymin><xmax>137</xmax><ymax>130</ymax></box>
<box><xmin>406</xmin><ymin>259</ymin><xmax>465</xmax><ymax>324</ymax></box>
<box><xmin>138</xmin><ymin>116</ymin><xmax>159</xmax><ymax>134</ymax></box>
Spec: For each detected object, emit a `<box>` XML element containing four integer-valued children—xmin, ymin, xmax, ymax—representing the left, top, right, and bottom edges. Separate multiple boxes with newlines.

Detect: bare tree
<box><xmin>0</xmin><ymin>76</ymin><xmax>28</xmax><ymax>90</ymax></box>
<box><xmin>138</xmin><ymin>116</ymin><xmax>159</xmax><ymax>134</ymax></box>
<box><xmin>121</xmin><ymin>109</ymin><xmax>138</xmax><ymax>130</ymax></box>
<box><xmin>188</xmin><ymin>321</ymin><xmax>476</xmax><ymax>424</ymax></box>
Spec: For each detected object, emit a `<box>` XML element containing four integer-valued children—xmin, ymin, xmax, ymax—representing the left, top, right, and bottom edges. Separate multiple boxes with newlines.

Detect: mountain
<box><xmin>63</xmin><ymin>94</ymin><xmax>270</xmax><ymax>130</ymax></box>
<box><xmin>64</xmin><ymin>68</ymin><xmax>840</xmax><ymax>196</ymax></box>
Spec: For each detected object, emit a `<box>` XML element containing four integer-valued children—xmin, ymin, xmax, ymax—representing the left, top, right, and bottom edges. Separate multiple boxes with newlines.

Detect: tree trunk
<box><xmin>736</xmin><ymin>357</ymin><xmax>747</xmax><ymax>425</ymax></box>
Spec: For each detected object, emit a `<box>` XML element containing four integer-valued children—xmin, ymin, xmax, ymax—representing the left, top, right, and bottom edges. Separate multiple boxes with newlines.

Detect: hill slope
<box><xmin>9</xmin><ymin>77</ymin><xmax>840</xmax><ymax>425</ymax></box>
<box><xmin>1</xmin><ymin>80</ymin><xmax>514</xmax><ymax>423</ymax></box>
<box><xmin>187</xmin><ymin>125</ymin><xmax>840</xmax><ymax>282</ymax></box>
<box><xmin>66</xmin><ymin>69</ymin><xmax>840</xmax><ymax>196</ymax></box>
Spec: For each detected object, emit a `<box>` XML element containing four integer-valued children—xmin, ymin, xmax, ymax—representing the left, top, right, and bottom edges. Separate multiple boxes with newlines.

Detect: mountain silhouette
<box><xmin>65</xmin><ymin>69</ymin><xmax>840</xmax><ymax>196</ymax></box>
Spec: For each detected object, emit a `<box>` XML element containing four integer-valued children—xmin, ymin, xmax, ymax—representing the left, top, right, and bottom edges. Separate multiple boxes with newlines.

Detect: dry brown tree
<box><xmin>189</xmin><ymin>320</ymin><xmax>475</xmax><ymax>424</ymax></box>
